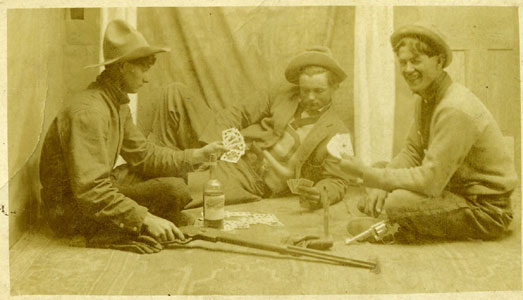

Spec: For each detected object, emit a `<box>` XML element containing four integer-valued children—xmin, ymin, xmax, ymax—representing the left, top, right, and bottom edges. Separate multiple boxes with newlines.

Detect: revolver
<box><xmin>345</xmin><ymin>220</ymin><xmax>389</xmax><ymax>245</ymax></box>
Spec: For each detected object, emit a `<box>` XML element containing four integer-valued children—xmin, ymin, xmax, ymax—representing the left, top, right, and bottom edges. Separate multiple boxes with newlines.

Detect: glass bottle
<box><xmin>203</xmin><ymin>154</ymin><xmax>224</xmax><ymax>229</ymax></box>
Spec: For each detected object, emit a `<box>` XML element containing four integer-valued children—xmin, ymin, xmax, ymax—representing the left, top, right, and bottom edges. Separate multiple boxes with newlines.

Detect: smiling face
<box><xmin>395</xmin><ymin>38</ymin><xmax>444</xmax><ymax>94</ymax></box>
<box><xmin>298</xmin><ymin>71</ymin><xmax>337</xmax><ymax>112</ymax></box>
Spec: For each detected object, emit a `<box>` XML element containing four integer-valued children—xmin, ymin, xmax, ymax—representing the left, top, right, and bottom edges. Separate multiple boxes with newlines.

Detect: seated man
<box><xmin>197</xmin><ymin>47</ymin><xmax>354</xmax><ymax>209</ymax></box>
<box><xmin>39</xmin><ymin>20</ymin><xmax>225</xmax><ymax>253</ymax></box>
<box><xmin>337</xmin><ymin>24</ymin><xmax>518</xmax><ymax>242</ymax></box>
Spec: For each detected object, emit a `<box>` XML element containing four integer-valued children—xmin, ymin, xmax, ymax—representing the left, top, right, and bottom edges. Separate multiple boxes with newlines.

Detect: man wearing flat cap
<box><xmin>197</xmin><ymin>47</ymin><xmax>354</xmax><ymax>209</ymax></box>
<box><xmin>39</xmin><ymin>20</ymin><xmax>225</xmax><ymax>253</ymax></box>
<box><xmin>338</xmin><ymin>24</ymin><xmax>518</xmax><ymax>242</ymax></box>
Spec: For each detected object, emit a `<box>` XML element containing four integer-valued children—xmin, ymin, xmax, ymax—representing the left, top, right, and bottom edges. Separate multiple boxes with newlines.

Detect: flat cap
<box><xmin>390</xmin><ymin>24</ymin><xmax>452</xmax><ymax>68</ymax></box>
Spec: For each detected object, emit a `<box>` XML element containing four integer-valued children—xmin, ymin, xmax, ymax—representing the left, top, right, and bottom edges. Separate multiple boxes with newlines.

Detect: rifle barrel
<box><xmin>217</xmin><ymin>235</ymin><xmax>376</xmax><ymax>270</ymax></box>
<box><xmin>287</xmin><ymin>245</ymin><xmax>376</xmax><ymax>270</ymax></box>
<box><xmin>168</xmin><ymin>227</ymin><xmax>378</xmax><ymax>270</ymax></box>
<box><xmin>216</xmin><ymin>235</ymin><xmax>289</xmax><ymax>254</ymax></box>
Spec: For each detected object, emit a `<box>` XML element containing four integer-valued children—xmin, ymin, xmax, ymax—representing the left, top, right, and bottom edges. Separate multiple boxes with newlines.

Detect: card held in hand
<box><xmin>287</xmin><ymin>178</ymin><xmax>314</xmax><ymax>195</ymax></box>
<box><xmin>220</xmin><ymin>128</ymin><xmax>246</xmax><ymax>163</ymax></box>
<box><xmin>327</xmin><ymin>133</ymin><xmax>354</xmax><ymax>159</ymax></box>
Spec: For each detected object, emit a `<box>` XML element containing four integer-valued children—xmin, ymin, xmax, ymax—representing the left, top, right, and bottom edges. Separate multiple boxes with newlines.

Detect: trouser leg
<box><xmin>111</xmin><ymin>165</ymin><xmax>193</xmax><ymax>226</ymax></box>
<box><xmin>147</xmin><ymin>82</ymin><xmax>214</xmax><ymax>151</ymax></box>
<box><xmin>219</xmin><ymin>157</ymin><xmax>271</xmax><ymax>205</ymax></box>
<box><xmin>184</xmin><ymin>157</ymin><xmax>269</xmax><ymax>208</ymax></box>
<box><xmin>146</xmin><ymin>83</ymin><xmax>214</xmax><ymax>182</ymax></box>
<box><xmin>381</xmin><ymin>189</ymin><xmax>512</xmax><ymax>241</ymax></box>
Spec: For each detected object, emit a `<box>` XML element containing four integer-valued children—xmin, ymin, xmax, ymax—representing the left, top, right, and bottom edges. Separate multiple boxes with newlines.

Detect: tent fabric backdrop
<box><xmin>7</xmin><ymin>9</ymin><xmax>101</xmax><ymax>245</ymax></box>
<box><xmin>353</xmin><ymin>6</ymin><xmax>395</xmax><ymax>164</ymax></box>
<box><xmin>136</xmin><ymin>6</ymin><xmax>355</xmax><ymax>139</ymax></box>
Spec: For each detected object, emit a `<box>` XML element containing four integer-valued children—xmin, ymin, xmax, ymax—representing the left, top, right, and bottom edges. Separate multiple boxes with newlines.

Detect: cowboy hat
<box><xmin>285</xmin><ymin>46</ymin><xmax>347</xmax><ymax>84</ymax></box>
<box><xmin>390</xmin><ymin>24</ymin><xmax>452</xmax><ymax>68</ymax></box>
<box><xmin>86</xmin><ymin>19</ymin><xmax>169</xmax><ymax>68</ymax></box>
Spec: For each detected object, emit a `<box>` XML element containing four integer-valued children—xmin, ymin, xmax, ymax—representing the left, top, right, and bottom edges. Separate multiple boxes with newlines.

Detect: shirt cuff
<box><xmin>183</xmin><ymin>149</ymin><xmax>197</xmax><ymax>172</ymax></box>
<box><xmin>114</xmin><ymin>205</ymin><xmax>149</xmax><ymax>236</ymax></box>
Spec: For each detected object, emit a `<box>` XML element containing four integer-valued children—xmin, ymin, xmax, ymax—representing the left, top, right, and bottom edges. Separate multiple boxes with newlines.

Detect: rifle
<box><xmin>163</xmin><ymin>226</ymin><xmax>378</xmax><ymax>271</ymax></box>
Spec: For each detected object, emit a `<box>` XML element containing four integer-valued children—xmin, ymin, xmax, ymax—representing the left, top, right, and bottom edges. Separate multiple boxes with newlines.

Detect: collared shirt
<box><xmin>40</xmin><ymin>72</ymin><xmax>197</xmax><ymax>235</ymax></box>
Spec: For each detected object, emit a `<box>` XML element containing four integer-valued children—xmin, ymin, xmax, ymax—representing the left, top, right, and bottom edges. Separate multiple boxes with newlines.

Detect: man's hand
<box><xmin>193</xmin><ymin>141</ymin><xmax>227</xmax><ymax>163</ymax></box>
<box><xmin>142</xmin><ymin>212</ymin><xmax>185</xmax><ymax>243</ymax></box>
<box><xmin>359</xmin><ymin>188</ymin><xmax>388</xmax><ymax>217</ymax></box>
<box><xmin>338</xmin><ymin>153</ymin><xmax>366</xmax><ymax>178</ymax></box>
<box><xmin>297</xmin><ymin>186</ymin><xmax>321</xmax><ymax>209</ymax></box>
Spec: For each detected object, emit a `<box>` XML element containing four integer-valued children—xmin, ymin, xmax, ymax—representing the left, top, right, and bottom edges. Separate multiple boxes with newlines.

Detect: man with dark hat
<box><xmin>337</xmin><ymin>24</ymin><xmax>518</xmax><ymax>242</ymax></box>
<box><xmin>197</xmin><ymin>47</ymin><xmax>354</xmax><ymax>209</ymax></box>
<box><xmin>39</xmin><ymin>19</ymin><xmax>225</xmax><ymax>253</ymax></box>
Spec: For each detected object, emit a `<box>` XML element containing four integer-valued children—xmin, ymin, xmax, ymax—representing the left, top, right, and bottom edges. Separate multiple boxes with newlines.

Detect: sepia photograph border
<box><xmin>1</xmin><ymin>0</ymin><xmax>522</xmax><ymax>299</ymax></box>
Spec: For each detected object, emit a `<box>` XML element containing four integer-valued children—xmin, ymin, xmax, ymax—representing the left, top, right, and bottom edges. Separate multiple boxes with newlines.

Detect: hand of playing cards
<box><xmin>287</xmin><ymin>178</ymin><xmax>314</xmax><ymax>195</ymax></box>
<box><xmin>220</xmin><ymin>128</ymin><xmax>246</xmax><ymax>163</ymax></box>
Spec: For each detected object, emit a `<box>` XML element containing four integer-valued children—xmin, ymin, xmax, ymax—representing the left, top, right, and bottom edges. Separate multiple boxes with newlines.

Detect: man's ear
<box><xmin>120</xmin><ymin>61</ymin><xmax>131</xmax><ymax>73</ymax></box>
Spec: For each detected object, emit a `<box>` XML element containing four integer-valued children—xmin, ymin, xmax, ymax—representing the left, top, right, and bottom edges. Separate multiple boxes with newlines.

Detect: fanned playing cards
<box><xmin>220</xmin><ymin>128</ymin><xmax>245</xmax><ymax>163</ymax></box>
<box><xmin>287</xmin><ymin>178</ymin><xmax>314</xmax><ymax>195</ymax></box>
<box><xmin>327</xmin><ymin>133</ymin><xmax>354</xmax><ymax>159</ymax></box>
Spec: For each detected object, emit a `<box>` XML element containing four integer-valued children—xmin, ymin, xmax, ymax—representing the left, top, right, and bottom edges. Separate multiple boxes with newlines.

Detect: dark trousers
<box><xmin>42</xmin><ymin>165</ymin><xmax>192</xmax><ymax>238</ymax></box>
<box><xmin>110</xmin><ymin>164</ymin><xmax>193</xmax><ymax>225</ymax></box>
<box><xmin>360</xmin><ymin>189</ymin><xmax>514</xmax><ymax>241</ymax></box>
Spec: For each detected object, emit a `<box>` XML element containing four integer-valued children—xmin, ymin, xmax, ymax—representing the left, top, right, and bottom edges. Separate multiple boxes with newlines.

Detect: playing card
<box><xmin>221</xmin><ymin>128</ymin><xmax>246</xmax><ymax>163</ymax></box>
<box><xmin>289</xmin><ymin>179</ymin><xmax>301</xmax><ymax>194</ymax></box>
<box><xmin>225</xmin><ymin>211</ymin><xmax>250</xmax><ymax>217</ymax></box>
<box><xmin>287</xmin><ymin>178</ymin><xmax>314</xmax><ymax>195</ymax></box>
<box><xmin>296</xmin><ymin>178</ymin><xmax>314</xmax><ymax>195</ymax></box>
<box><xmin>286</xmin><ymin>179</ymin><xmax>296</xmax><ymax>193</ymax></box>
<box><xmin>297</xmin><ymin>178</ymin><xmax>314</xmax><ymax>188</ymax></box>
<box><xmin>220</xmin><ymin>211</ymin><xmax>284</xmax><ymax>231</ymax></box>
<box><xmin>220</xmin><ymin>149</ymin><xmax>242</xmax><ymax>163</ymax></box>
<box><xmin>223</xmin><ymin>135</ymin><xmax>242</xmax><ymax>148</ymax></box>
<box><xmin>227</xmin><ymin>142</ymin><xmax>245</xmax><ymax>154</ymax></box>
<box><xmin>222</xmin><ymin>128</ymin><xmax>245</xmax><ymax>151</ymax></box>
<box><xmin>327</xmin><ymin>133</ymin><xmax>354</xmax><ymax>159</ymax></box>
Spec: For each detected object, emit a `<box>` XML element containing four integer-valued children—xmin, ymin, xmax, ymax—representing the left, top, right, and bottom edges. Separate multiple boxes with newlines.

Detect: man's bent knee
<box><xmin>383</xmin><ymin>189</ymin><xmax>427</xmax><ymax>217</ymax></box>
<box><xmin>155</xmin><ymin>177</ymin><xmax>192</xmax><ymax>207</ymax></box>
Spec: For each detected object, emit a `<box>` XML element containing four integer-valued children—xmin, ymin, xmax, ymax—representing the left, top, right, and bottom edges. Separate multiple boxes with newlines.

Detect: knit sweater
<box><xmin>362</xmin><ymin>74</ymin><xmax>518</xmax><ymax>197</ymax></box>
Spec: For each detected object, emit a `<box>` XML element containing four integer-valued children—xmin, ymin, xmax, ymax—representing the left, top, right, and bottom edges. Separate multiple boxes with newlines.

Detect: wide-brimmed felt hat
<box><xmin>86</xmin><ymin>19</ymin><xmax>170</xmax><ymax>68</ymax></box>
<box><xmin>285</xmin><ymin>46</ymin><xmax>347</xmax><ymax>84</ymax></box>
<box><xmin>390</xmin><ymin>24</ymin><xmax>452</xmax><ymax>68</ymax></box>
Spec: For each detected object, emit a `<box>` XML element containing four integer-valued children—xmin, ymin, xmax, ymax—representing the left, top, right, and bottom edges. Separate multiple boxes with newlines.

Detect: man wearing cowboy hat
<box><xmin>39</xmin><ymin>19</ymin><xmax>225</xmax><ymax>253</ymax></box>
<box><xmin>338</xmin><ymin>24</ymin><xmax>517</xmax><ymax>242</ymax></box>
<box><xmin>197</xmin><ymin>46</ymin><xmax>354</xmax><ymax>209</ymax></box>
